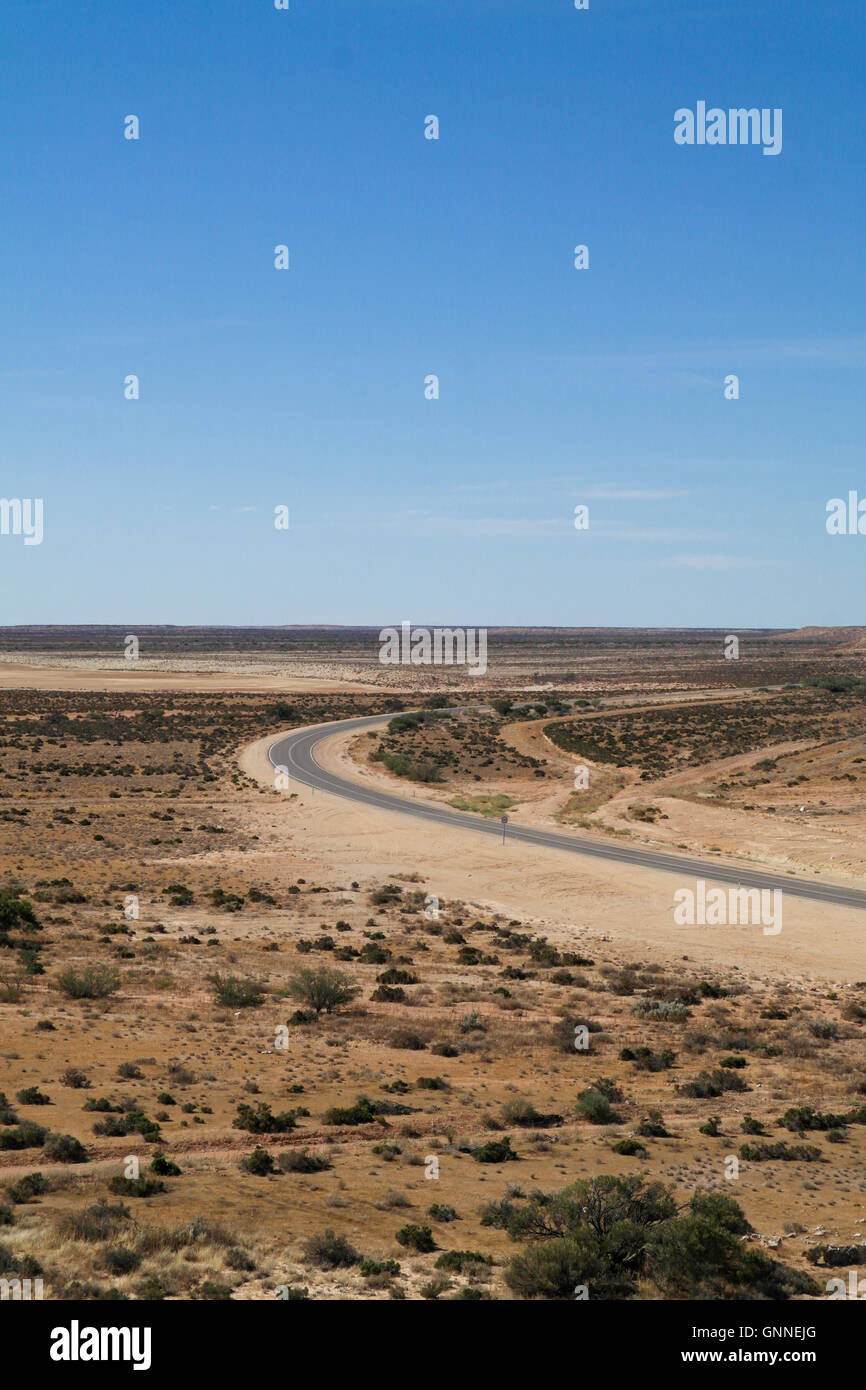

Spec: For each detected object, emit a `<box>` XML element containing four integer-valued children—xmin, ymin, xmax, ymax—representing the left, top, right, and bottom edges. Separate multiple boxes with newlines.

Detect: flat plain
<box><xmin>1</xmin><ymin>626</ymin><xmax>865</xmax><ymax>1301</ymax></box>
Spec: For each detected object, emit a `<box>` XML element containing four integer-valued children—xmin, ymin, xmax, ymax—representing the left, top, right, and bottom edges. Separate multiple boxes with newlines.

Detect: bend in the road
<box><xmin>268</xmin><ymin>715</ymin><xmax>866</xmax><ymax>913</ymax></box>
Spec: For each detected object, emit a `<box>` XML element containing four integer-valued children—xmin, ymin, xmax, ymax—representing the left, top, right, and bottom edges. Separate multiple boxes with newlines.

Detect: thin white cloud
<box><xmin>298</xmin><ymin>511</ymin><xmax>706</xmax><ymax>543</ymax></box>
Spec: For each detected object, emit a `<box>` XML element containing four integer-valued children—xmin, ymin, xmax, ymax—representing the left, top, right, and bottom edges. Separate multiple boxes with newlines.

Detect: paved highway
<box><xmin>269</xmin><ymin>714</ymin><xmax>866</xmax><ymax>912</ymax></box>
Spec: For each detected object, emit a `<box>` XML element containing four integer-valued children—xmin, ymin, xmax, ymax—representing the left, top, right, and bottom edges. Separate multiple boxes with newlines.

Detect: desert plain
<box><xmin>1</xmin><ymin>625</ymin><xmax>865</xmax><ymax>1302</ymax></box>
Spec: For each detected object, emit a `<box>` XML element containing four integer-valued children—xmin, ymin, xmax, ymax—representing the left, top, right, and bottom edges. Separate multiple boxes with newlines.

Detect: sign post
<box><xmin>500</xmin><ymin>813</ymin><xmax>508</xmax><ymax>845</ymax></box>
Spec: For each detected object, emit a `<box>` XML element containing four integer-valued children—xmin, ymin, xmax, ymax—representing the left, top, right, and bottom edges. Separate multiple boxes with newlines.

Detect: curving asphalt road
<box><xmin>269</xmin><ymin>714</ymin><xmax>866</xmax><ymax>913</ymax></box>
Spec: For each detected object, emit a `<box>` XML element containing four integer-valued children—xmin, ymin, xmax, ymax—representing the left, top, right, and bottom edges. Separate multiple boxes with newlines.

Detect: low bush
<box><xmin>395</xmin><ymin>1224</ymin><xmax>436</xmax><ymax>1253</ymax></box>
<box><xmin>304</xmin><ymin>1229</ymin><xmax>360</xmax><ymax>1268</ymax></box>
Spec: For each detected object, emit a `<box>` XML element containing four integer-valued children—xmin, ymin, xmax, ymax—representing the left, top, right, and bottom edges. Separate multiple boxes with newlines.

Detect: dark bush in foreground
<box><xmin>287</xmin><ymin>966</ymin><xmax>359</xmax><ymax>1017</ymax></box>
<box><xmin>739</xmin><ymin>1141</ymin><xmax>822</xmax><ymax>1162</ymax></box>
<box><xmin>678</xmin><ymin>1069</ymin><xmax>749</xmax><ymax>1099</ymax></box>
<box><xmin>500</xmin><ymin>1176</ymin><xmax>820</xmax><ymax>1301</ymax></box>
<box><xmin>101</xmin><ymin>1247</ymin><xmax>142</xmax><ymax>1275</ymax></box>
<box><xmin>92</xmin><ymin>1111</ymin><xmax>161</xmax><ymax>1142</ymax></box>
<box><xmin>636</xmin><ymin>1110</ymin><xmax>669</xmax><ymax>1138</ymax></box>
<box><xmin>611</xmin><ymin>1138</ymin><xmax>647</xmax><ymax>1157</ymax></box>
<box><xmin>7</xmin><ymin>1172</ymin><xmax>47</xmax><ymax>1204</ymax></box>
<box><xmin>0</xmin><ymin>1122</ymin><xmax>47</xmax><ymax>1151</ymax></box>
<box><xmin>56</xmin><ymin>966</ymin><xmax>121</xmax><ymax>1000</ymax></box>
<box><xmin>304</xmin><ymin>1229</ymin><xmax>360</xmax><ymax>1269</ymax></box>
<box><xmin>0</xmin><ymin>1244</ymin><xmax>42</xmax><ymax>1279</ymax></box>
<box><xmin>501</xmin><ymin>1098</ymin><xmax>562</xmax><ymax>1128</ymax></box>
<box><xmin>58</xmin><ymin>1200</ymin><xmax>131</xmax><ymax>1242</ymax></box>
<box><xmin>428</xmin><ymin>1203</ymin><xmax>458</xmax><ymax>1222</ymax></box>
<box><xmin>108</xmin><ymin>1175</ymin><xmax>165</xmax><ymax>1197</ymax></box>
<box><xmin>44</xmin><ymin>1133</ymin><xmax>89</xmax><ymax>1164</ymax></box>
<box><xmin>233</xmin><ymin>1102</ymin><xmax>297</xmax><ymax>1135</ymax></box>
<box><xmin>209</xmin><ymin>973</ymin><xmax>265</xmax><ymax>1008</ymax></box>
<box><xmin>395</xmin><ymin>1224</ymin><xmax>436</xmax><ymax>1253</ymax></box>
<box><xmin>435</xmin><ymin>1249</ymin><xmax>492</xmax><ymax>1273</ymax></box>
<box><xmin>807</xmin><ymin>1244</ymin><xmax>866</xmax><ymax>1267</ymax></box>
<box><xmin>278</xmin><ymin>1149</ymin><xmax>331</xmax><ymax>1173</ymax></box>
<box><xmin>576</xmin><ymin>1089</ymin><xmax>616</xmax><ymax>1124</ymax></box>
<box><xmin>472</xmin><ymin>1137</ymin><xmax>518</xmax><ymax>1164</ymax></box>
<box><xmin>16</xmin><ymin>1087</ymin><xmax>50</xmax><ymax>1105</ymax></box>
<box><xmin>149</xmin><ymin>1150</ymin><xmax>182</xmax><ymax>1176</ymax></box>
<box><xmin>240</xmin><ymin>1147</ymin><xmax>275</xmax><ymax>1176</ymax></box>
<box><xmin>323</xmin><ymin>1096</ymin><xmax>378</xmax><ymax>1127</ymax></box>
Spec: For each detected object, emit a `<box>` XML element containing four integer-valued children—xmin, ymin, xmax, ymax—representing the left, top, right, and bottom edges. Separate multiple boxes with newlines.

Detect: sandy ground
<box><xmin>0</xmin><ymin>659</ymin><xmax>379</xmax><ymax>693</ymax></box>
<box><xmin>239</xmin><ymin>727</ymin><xmax>866</xmax><ymax>988</ymax></box>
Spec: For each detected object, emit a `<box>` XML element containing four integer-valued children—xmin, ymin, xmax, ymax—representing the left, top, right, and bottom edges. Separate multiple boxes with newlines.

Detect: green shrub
<box><xmin>44</xmin><ymin>1132</ymin><xmax>88</xmax><ymax>1164</ymax></box>
<box><xmin>323</xmin><ymin>1096</ymin><xmax>377</xmax><ymax>1126</ymax></box>
<box><xmin>378</xmin><ymin>968</ymin><xmax>418</xmax><ymax>985</ymax></box>
<box><xmin>620</xmin><ymin>1047</ymin><xmax>676</xmax><ymax>1072</ymax></box>
<box><xmin>209</xmin><ymin>973</ymin><xmax>265</xmax><ymax>1008</ymax></box>
<box><xmin>287</xmin><ymin>966</ymin><xmax>359</xmax><ymax>1017</ymax></box>
<box><xmin>6</xmin><ymin>1172</ymin><xmax>47</xmax><ymax>1204</ymax></box>
<box><xmin>303</xmin><ymin>1229</ymin><xmax>360</xmax><ymax>1268</ymax></box>
<box><xmin>0</xmin><ymin>892</ymin><xmax>41</xmax><ymax>934</ymax></box>
<box><xmin>240</xmin><ymin>1147</ymin><xmax>275</xmax><ymax>1176</ymax></box>
<box><xmin>278</xmin><ymin>1149</ymin><xmax>331</xmax><ymax>1174</ymax></box>
<box><xmin>576</xmin><ymin>1089</ymin><xmax>615</xmax><ymax>1124</ymax></box>
<box><xmin>149</xmin><ymin>1150</ymin><xmax>182</xmax><ymax>1176</ymax></box>
<box><xmin>233</xmin><ymin>1102</ymin><xmax>297</xmax><ymax>1135</ymax></box>
<box><xmin>395</xmin><ymin>1224</ymin><xmax>436</xmax><ymax>1253</ymax></box>
<box><xmin>16</xmin><ymin>1087</ymin><xmax>50</xmax><ymax>1106</ymax></box>
<box><xmin>472</xmin><ymin>1137</ymin><xmax>517</xmax><ymax>1163</ymax></box>
<box><xmin>679</xmin><ymin>1069</ymin><xmax>749</xmax><ymax>1100</ymax></box>
<box><xmin>60</xmin><ymin>1068</ymin><xmax>90</xmax><ymax>1089</ymax></box>
<box><xmin>101</xmin><ymin>1247</ymin><xmax>142</xmax><ymax>1275</ymax></box>
<box><xmin>739</xmin><ymin>1141</ymin><xmax>822</xmax><ymax>1162</ymax></box>
<box><xmin>636</xmin><ymin>1110</ymin><xmax>669</xmax><ymax>1138</ymax></box>
<box><xmin>359</xmin><ymin>1257</ymin><xmax>401</xmax><ymax>1277</ymax></box>
<box><xmin>56</xmin><ymin>966</ymin><xmax>121</xmax><ymax>1000</ymax></box>
<box><xmin>428</xmin><ymin>1203</ymin><xmax>457</xmax><ymax>1222</ymax></box>
<box><xmin>806</xmin><ymin>1243</ymin><xmax>866</xmax><ymax>1268</ymax></box>
<box><xmin>0</xmin><ymin>1122</ymin><xmax>48</xmax><ymax>1151</ymax></box>
<box><xmin>57</xmin><ymin>1200</ymin><xmax>131</xmax><ymax>1242</ymax></box>
<box><xmin>92</xmin><ymin>1111</ymin><xmax>161</xmax><ymax>1142</ymax></box>
<box><xmin>611</xmin><ymin>1138</ymin><xmax>647</xmax><ymax>1156</ymax></box>
<box><xmin>435</xmin><ymin>1249</ymin><xmax>492</xmax><ymax>1272</ymax></box>
<box><xmin>632</xmin><ymin>998</ymin><xmax>689</xmax><ymax>1023</ymax></box>
<box><xmin>108</xmin><ymin>1175</ymin><xmax>165</xmax><ymax>1197</ymax></box>
<box><xmin>777</xmin><ymin>1105</ymin><xmax>850</xmax><ymax>1133</ymax></box>
<box><xmin>502</xmin><ymin>1176</ymin><xmax>817</xmax><ymax>1301</ymax></box>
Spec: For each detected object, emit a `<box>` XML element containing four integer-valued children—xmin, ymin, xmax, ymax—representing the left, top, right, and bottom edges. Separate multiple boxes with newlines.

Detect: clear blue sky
<box><xmin>1</xmin><ymin>0</ymin><xmax>863</xmax><ymax>627</ymax></box>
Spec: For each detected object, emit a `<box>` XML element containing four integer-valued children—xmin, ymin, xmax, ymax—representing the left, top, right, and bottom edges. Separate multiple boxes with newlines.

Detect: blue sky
<box><xmin>0</xmin><ymin>0</ymin><xmax>863</xmax><ymax>627</ymax></box>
